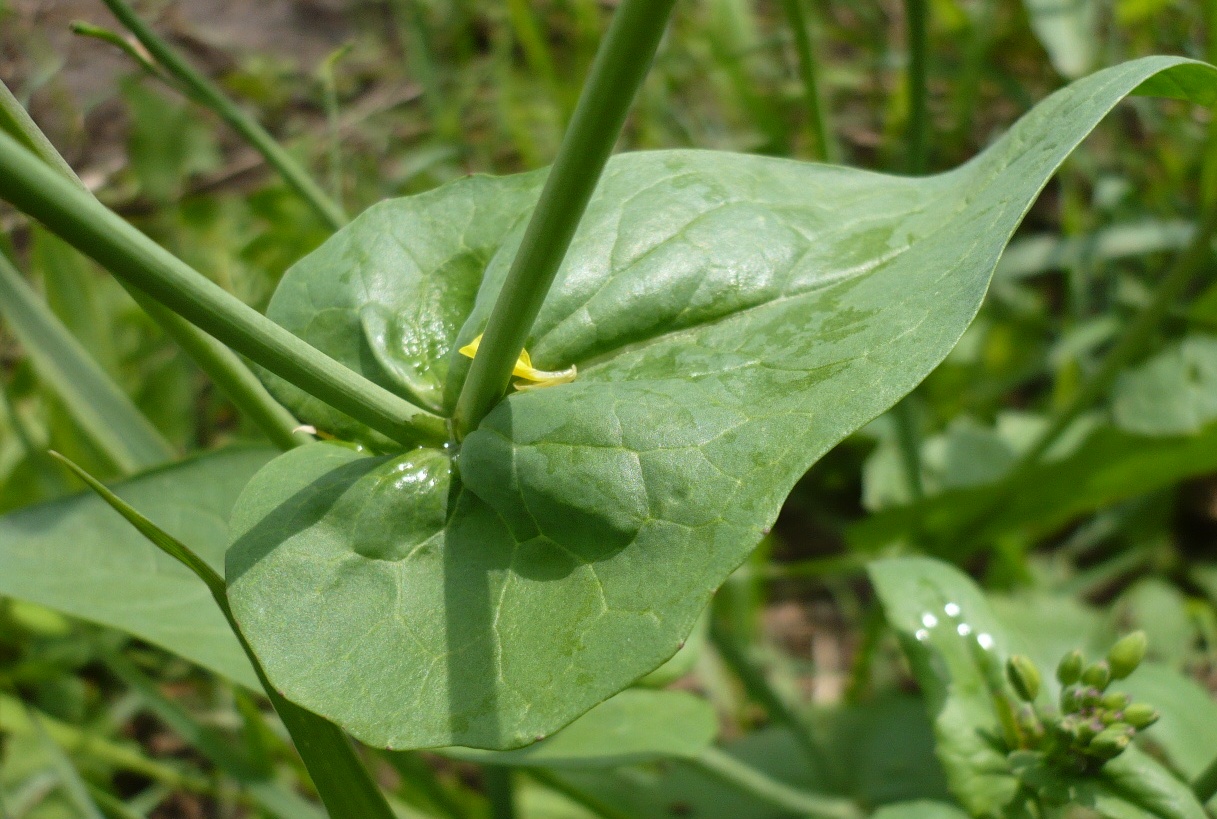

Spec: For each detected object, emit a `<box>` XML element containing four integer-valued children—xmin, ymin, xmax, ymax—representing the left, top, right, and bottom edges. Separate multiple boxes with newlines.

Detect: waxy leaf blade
<box><xmin>229</xmin><ymin>58</ymin><xmax>1217</xmax><ymax>750</ymax></box>
<box><xmin>869</xmin><ymin>557</ymin><xmax>1022</xmax><ymax>816</ymax></box>
<box><xmin>259</xmin><ymin>171</ymin><xmax>544</xmax><ymax>440</ymax></box>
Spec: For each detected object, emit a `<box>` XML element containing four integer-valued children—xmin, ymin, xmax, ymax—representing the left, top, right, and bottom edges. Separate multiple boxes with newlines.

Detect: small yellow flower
<box><xmin>459</xmin><ymin>335</ymin><xmax>577</xmax><ymax>391</ymax></box>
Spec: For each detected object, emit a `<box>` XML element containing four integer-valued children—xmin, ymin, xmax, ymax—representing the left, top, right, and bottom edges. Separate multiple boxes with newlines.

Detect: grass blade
<box><xmin>780</xmin><ymin>0</ymin><xmax>836</xmax><ymax>162</ymax></box>
<box><xmin>26</xmin><ymin>707</ymin><xmax>108</xmax><ymax>819</ymax></box>
<box><xmin>104</xmin><ymin>654</ymin><xmax>326</xmax><ymax>819</ymax></box>
<box><xmin>97</xmin><ymin>0</ymin><xmax>347</xmax><ymax>229</ymax></box>
<box><xmin>0</xmin><ymin>253</ymin><xmax>174</xmax><ymax>473</ymax></box>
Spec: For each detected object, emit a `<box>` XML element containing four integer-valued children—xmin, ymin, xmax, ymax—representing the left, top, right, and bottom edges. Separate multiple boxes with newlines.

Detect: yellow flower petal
<box><xmin>456</xmin><ymin>334</ymin><xmax>576</xmax><ymax>390</ymax></box>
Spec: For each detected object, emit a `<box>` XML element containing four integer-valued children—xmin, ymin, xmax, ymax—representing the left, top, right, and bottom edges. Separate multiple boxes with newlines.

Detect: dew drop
<box><xmin>956</xmin><ymin>623</ymin><xmax>972</xmax><ymax>637</ymax></box>
<box><xmin>944</xmin><ymin>602</ymin><xmax>961</xmax><ymax>618</ymax></box>
<box><xmin>921</xmin><ymin>613</ymin><xmax>938</xmax><ymax>628</ymax></box>
<box><xmin>977</xmin><ymin>632</ymin><xmax>995</xmax><ymax>650</ymax></box>
<box><xmin>915</xmin><ymin>629</ymin><xmax>930</xmax><ymax>641</ymax></box>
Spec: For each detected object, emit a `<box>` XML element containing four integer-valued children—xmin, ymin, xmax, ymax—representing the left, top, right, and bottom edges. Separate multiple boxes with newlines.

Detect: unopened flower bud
<box><xmin>1088</xmin><ymin>726</ymin><xmax>1132</xmax><ymax>759</ymax></box>
<box><xmin>1123</xmin><ymin>703</ymin><xmax>1160</xmax><ymax>729</ymax></box>
<box><xmin>1081</xmin><ymin>686</ymin><xmax>1103</xmax><ymax>708</ymax></box>
<box><xmin>1056</xmin><ymin>715</ymin><xmax>1080</xmax><ymax>744</ymax></box>
<box><xmin>1107</xmin><ymin>631</ymin><xmax>1148</xmax><ymax>680</ymax></box>
<box><xmin>1081</xmin><ymin>661</ymin><xmax>1111</xmax><ymax>690</ymax></box>
<box><xmin>1057</xmin><ymin>649</ymin><xmax>1085</xmax><ymax>686</ymax></box>
<box><xmin>1101</xmin><ymin>692</ymin><xmax>1131</xmax><ymax>711</ymax></box>
<box><xmin>1077</xmin><ymin>718</ymin><xmax>1104</xmax><ymax>743</ymax></box>
<box><xmin>1007</xmin><ymin>655</ymin><xmax>1041</xmax><ymax>702</ymax></box>
<box><xmin>1060</xmin><ymin>684</ymin><xmax>1082</xmax><ymax>713</ymax></box>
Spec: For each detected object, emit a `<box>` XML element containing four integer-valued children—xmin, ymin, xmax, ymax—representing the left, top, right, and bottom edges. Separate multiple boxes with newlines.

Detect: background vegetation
<box><xmin>2</xmin><ymin>0</ymin><xmax>1217</xmax><ymax>816</ymax></box>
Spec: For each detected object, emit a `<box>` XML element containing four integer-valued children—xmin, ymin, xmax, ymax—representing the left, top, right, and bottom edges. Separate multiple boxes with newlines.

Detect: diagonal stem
<box><xmin>0</xmin><ymin>78</ymin><xmax>306</xmax><ymax>451</ymax></box>
<box><xmin>0</xmin><ymin>130</ymin><xmax>445</xmax><ymax>447</ymax></box>
<box><xmin>53</xmin><ymin>453</ymin><xmax>397</xmax><ymax>819</ymax></box>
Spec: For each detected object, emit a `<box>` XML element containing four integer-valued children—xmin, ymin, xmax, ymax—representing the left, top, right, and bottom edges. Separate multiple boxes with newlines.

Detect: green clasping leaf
<box><xmin>871</xmin><ymin>557</ymin><xmax>1209</xmax><ymax>819</ymax></box>
<box><xmin>227</xmin><ymin>58</ymin><xmax>1217</xmax><ymax>751</ymax></box>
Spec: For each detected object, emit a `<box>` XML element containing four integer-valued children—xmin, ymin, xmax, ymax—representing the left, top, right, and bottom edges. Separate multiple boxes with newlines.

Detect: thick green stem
<box><xmin>780</xmin><ymin>0</ymin><xmax>836</xmax><ymax>162</ymax></box>
<box><xmin>904</xmin><ymin>0</ymin><xmax>929</xmax><ymax>174</ymax></box>
<box><xmin>691</xmin><ymin>748</ymin><xmax>861</xmax><ymax>819</ymax></box>
<box><xmin>99</xmin><ymin>0</ymin><xmax>347</xmax><ymax>230</ymax></box>
<box><xmin>452</xmin><ymin>0</ymin><xmax>677</xmax><ymax>436</ymax></box>
<box><xmin>0</xmin><ymin>130</ymin><xmax>444</xmax><ymax>447</ymax></box>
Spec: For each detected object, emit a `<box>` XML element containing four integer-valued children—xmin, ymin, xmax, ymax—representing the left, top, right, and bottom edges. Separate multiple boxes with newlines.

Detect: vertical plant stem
<box><xmin>453</xmin><ymin>0</ymin><xmax>678</xmax><ymax>436</ymax></box>
<box><xmin>690</xmin><ymin>748</ymin><xmax>861</xmax><ymax>819</ymax></box>
<box><xmin>892</xmin><ymin>397</ymin><xmax>924</xmax><ymax>503</ymax></box>
<box><xmin>98</xmin><ymin>0</ymin><xmax>347</xmax><ymax>230</ymax></box>
<box><xmin>318</xmin><ymin>47</ymin><xmax>350</xmax><ymax>210</ymax></box>
<box><xmin>903</xmin><ymin>0</ymin><xmax>929</xmax><ymax>174</ymax></box>
<box><xmin>780</xmin><ymin>0</ymin><xmax>836</xmax><ymax>162</ymax></box>
<box><xmin>483</xmin><ymin>766</ymin><xmax>517</xmax><ymax>819</ymax></box>
<box><xmin>0</xmin><ymin>131</ymin><xmax>445</xmax><ymax>447</ymax></box>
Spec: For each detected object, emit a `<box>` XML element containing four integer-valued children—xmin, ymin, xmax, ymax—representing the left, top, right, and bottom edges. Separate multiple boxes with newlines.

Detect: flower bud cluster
<box><xmin>997</xmin><ymin>631</ymin><xmax>1158</xmax><ymax>775</ymax></box>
